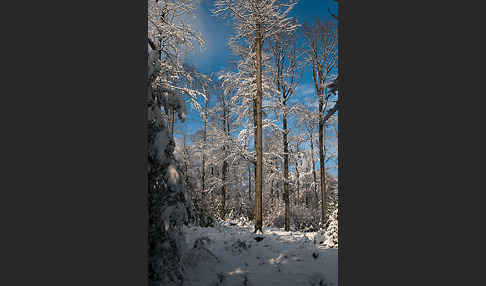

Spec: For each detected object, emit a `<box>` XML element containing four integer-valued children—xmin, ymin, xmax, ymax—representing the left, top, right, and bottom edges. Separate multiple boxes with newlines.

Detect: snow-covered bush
<box><xmin>184</xmin><ymin>236</ymin><xmax>219</xmax><ymax>268</ymax></box>
<box><xmin>264</xmin><ymin>199</ymin><xmax>285</xmax><ymax>228</ymax></box>
<box><xmin>292</xmin><ymin>206</ymin><xmax>321</xmax><ymax>232</ymax></box>
<box><xmin>189</xmin><ymin>193</ymin><xmax>215</xmax><ymax>227</ymax></box>
<box><xmin>322</xmin><ymin>205</ymin><xmax>338</xmax><ymax>248</ymax></box>
<box><xmin>313</xmin><ymin>204</ymin><xmax>338</xmax><ymax>248</ymax></box>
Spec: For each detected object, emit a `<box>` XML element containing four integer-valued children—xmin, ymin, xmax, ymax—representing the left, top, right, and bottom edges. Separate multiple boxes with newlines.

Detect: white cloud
<box><xmin>182</xmin><ymin>0</ymin><xmax>232</xmax><ymax>71</ymax></box>
<box><xmin>295</xmin><ymin>83</ymin><xmax>315</xmax><ymax>96</ymax></box>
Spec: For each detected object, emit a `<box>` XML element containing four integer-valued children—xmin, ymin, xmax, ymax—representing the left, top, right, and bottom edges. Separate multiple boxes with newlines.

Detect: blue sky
<box><xmin>175</xmin><ymin>0</ymin><xmax>338</xmax><ymax>175</ymax></box>
<box><xmin>184</xmin><ymin>0</ymin><xmax>337</xmax><ymax>74</ymax></box>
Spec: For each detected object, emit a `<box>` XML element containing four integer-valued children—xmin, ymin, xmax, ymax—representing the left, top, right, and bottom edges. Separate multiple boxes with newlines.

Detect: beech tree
<box><xmin>213</xmin><ymin>0</ymin><xmax>298</xmax><ymax>233</ymax></box>
<box><xmin>212</xmin><ymin>78</ymin><xmax>235</xmax><ymax>219</ymax></box>
<box><xmin>268</xmin><ymin>30</ymin><xmax>301</xmax><ymax>231</ymax></box>
<box><xmin>303</xmin><ymin>19</ymin><xmax>338</xmax><ymax>225</ymax></box>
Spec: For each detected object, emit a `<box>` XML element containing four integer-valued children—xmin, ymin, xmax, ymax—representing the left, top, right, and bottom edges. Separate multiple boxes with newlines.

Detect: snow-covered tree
<box><xmin>323</xmin><ymin>201</ymin><xmax>338</xmax><ymax>248</ymax></box>
<box><xmin>148</xmin><ymin>40</ymin><xmax>189</xmax><ymax>286</ymax></box>
<box><xmin>147</xmin><ymin>1</ymin><xmax>208</xmax><ymax>285</ymax></box>
<box><xmin>213</xmin><ymin>0</ymin><xmax>298</xmax><ymax>233</ymax></box>
<box><xmin>148</xmin><ymin>0</ymin><xmax>207</xmax><ymax>134</ymax></box>
<box><xmin>268</xmin><ymin>29</ymin><xmax>302</xmax><ymax>231</ymax></box>
<box><xmin>302</xmin><ymin>19</ymin><xmax>338</xmax><ymax>225</ymax></box>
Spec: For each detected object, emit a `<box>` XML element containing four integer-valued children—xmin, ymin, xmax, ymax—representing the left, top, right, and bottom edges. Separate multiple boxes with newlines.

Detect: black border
<box><xmin>2</xmin><ymin>1</ymin><xmax>148</xmax><ymax>285</ymax></box>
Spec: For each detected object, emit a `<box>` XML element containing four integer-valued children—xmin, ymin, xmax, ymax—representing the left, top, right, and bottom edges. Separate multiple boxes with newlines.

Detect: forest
<box><xmin>147</xmin><ymin>0</ymin><xmax>339</xmax><ymax>285</ymax></box>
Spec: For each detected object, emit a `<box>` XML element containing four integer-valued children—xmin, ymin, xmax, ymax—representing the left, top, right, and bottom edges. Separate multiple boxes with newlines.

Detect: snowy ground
<box><xmin>183</xmin><ymin>220</ymin><xmax>337</xmax><ymax>286</ymax></box>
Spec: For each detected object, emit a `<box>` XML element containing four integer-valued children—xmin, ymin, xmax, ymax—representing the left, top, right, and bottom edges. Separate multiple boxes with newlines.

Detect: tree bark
<box><xmin>220</xmin><ymin>94</ymin><xmax>228</xmax><ymax>220</ymax></box>
<box><xmin>254</xmin><ymin>19</ymin><xmax>264</xmax><ymax>233</ymax></box>
<box><xmin>183</xmin><ymin>133</ymin><xmax>188</xmax><ymax>176</ymax></box>
<box><xmin>283</xmin><ymin>114</ymin><xmax>290</xmax><ymax>231</ymax></box>
<box><xmin>318</xmin><ymin>99</ymin><xmax>327</xmax><ymax>225</ymax></box>
<box><xmin>221</xmin><ymin>160</ymin><xmax>227</xmax><ymax>219</ymax></box>
<box><xmin>309</xmin><ymin>125</ymin><xmax>319</xmax><ymax>207</ymax></box>
<box><xmin>270</xmin><ymin>178</ymin><xmax>274</xmax><ymax>208</ymax></box>
<box><xmin>169</xmin><ymin>107</ymin><xmax>175</xmax><ymax>136</ymax></box>
<box><xmin>248</xmin><ymin>163</ymin><xmax>252</xmax><ymax>202</ymax></box>
<box><xmin>201</xmin><ymin>98</ymin><xmax>208</xmax><ymax>194</ymax></box>
<box><xmin>295</xmin><ymin>143</ymin><xmax>300</xmax><ymax>207</ymax></box>
<box><xmin>276</xmin><ymin>178</ymin><xmax>279</xmax><ymax>201</ymax></box>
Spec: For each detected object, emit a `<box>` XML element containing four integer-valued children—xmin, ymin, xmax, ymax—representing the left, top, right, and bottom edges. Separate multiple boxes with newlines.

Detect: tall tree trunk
<box><xmin>276</xmin><ymin>178</ymin><xmax>279</xmax><ymax>201</ymax></box>
<box><xmin>254</xmin><ymin>19</ymin><xmax>263</xmax><ymax>233</ymax></box>
<box><xmin>270</xmin><ymin>178</ymin><xmax>274</xmax><ymax>208</ymax></box>
<box><xmin>309</xmin><ymin>125</ymin><xmax>319</xmax><ymax>207</ymax></box>
<box><xmin>283</xmin><ymin>114</ymin><xmax>290</xmax><ymax>231</ymax></box>
<box><xmin>221</xmin><ymin>161</ymin><xmax>227</xmax><ymax>219</ymax></box>
<box><xmin>201</xmin><ymin>151</ymin><xmax>205</xmax><ymax>194</ymax></box>
<box><xmin>274</xmin><ymin>33</ymin><xmax>290</xmax><ymax>231</ymax></box>
<box><xmin>247</xmin><ymin>135</ymin><xmax>252</xmax><ymax>202</ymax></box>
<box><xmin>248</xmin><ymin>163</ymin><xmax>252</xmax><ymax>201</ymax></box>
<box><xmin>183</xmin><ymin>133</ymin><xmax>188</xmax><ymax>176</ymax></box>
<box><xmin>318</xmin><ymin>100</ymin><xmax>327</xmax><ymax>225</ymax></box>
<box><xmin>201</xmin><ymin>107</ymin><xmax>207</xmax><ymax>194</ymax></box>
<box><xmin>169</xmin><ymin>107</ymin><xmax>175</xmax><ymax>136</ymax></box>
<box><xmin>295</xmin><ymin>143</ymin><xmax>300</xmax><ymax>207</ymax></box>
<box><xmin>305</xmin><ymin>184</ymin><xmax>309</xmax><ymax>207</ymax></box>
<box><xmin>220</xmin><ymin>95</ymin><xmax>228</xmax><ymax>220</ymax></box>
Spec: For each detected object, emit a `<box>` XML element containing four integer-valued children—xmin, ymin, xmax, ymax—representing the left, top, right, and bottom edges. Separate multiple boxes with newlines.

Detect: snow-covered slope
<box><xmin>183</xmin><ymin>221</ymin><xmax>337</xmax><ymax>286</ymax></box>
